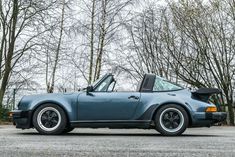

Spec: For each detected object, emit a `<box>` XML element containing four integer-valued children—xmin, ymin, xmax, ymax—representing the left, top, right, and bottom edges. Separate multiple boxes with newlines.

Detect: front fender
<box><xmin>19</xmin><ymin>93</ymin><xmax>80</xmax><ymax>121</ymax></box>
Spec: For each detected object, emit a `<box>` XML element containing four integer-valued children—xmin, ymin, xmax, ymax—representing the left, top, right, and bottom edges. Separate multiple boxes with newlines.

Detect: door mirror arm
<box><xmin>86</xmin><ymin>85</ymin><xmax>94</xmax><ymax>95</ymax></box>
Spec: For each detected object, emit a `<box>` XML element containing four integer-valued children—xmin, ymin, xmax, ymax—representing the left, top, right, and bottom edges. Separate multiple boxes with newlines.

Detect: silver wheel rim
<box><xmin>159</xmin><ymin>108</ymin><xmax>184</xmax><ymax>133</ymax></box>
<box><xmin>37</xmin><ymin>107</ymin><xmax>61</xmax><ymax>132</ymax></box>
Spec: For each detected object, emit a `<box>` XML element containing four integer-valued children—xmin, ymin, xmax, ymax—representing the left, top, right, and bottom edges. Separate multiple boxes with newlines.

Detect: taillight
<box><xmin>205</xmin><ymin>106</ymin><xmax>217</xmax><ymax>112</ymax></box>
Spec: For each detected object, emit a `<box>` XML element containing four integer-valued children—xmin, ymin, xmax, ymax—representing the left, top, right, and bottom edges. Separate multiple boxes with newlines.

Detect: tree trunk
<box><xmin>226</xmin><ymin>96</ymin><xmax>234</xmax><ymax>125</ymax></box>
<box><xmin>88</xmin><ymin>0</ymin><xmax>96</xmax><ymax>84</ymax></box>
<box><xmin>0</xmin><ymin>8</ymin><xmax>5</xmax><ymax>79</ymax></box>
<box><xmin>47</xmin><ymin>0</ymin><xmax>65</xmax><ymax>93</ymax></box>
<box><xmin>94</xmin><ymin>0</ymin><xmax>107</xmax><ymax>80</ymax></box>
<box><xmin>0</xmin><ymin>0</ymin><xmax>18</xmax><ymax>110</ymax></box>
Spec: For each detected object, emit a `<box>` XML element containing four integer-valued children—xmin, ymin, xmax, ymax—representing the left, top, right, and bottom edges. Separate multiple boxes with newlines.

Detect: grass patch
<box><xmin>0</xmin><ymin>121</ymin><xmax>12</xmax><ymax>125</ymax></box>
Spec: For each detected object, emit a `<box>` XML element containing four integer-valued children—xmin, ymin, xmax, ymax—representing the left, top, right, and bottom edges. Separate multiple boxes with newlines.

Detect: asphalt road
<box><xmin>0</xmin><ymin>125</ymin><xmax>235</xmax><ymax>157</ymax></box>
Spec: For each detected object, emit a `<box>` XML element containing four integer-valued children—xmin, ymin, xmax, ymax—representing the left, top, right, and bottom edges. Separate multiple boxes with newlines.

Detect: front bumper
<box><xmin>12</xmin><ymin>110</ymin><xmax>32</xmax><ymax>129</ymax></box>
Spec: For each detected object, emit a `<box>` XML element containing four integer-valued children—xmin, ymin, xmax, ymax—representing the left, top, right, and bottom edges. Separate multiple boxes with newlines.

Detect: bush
<box><xmin>0</xmin><ymin>107</ymin><xmax>11</xmax><ymax>121</ymax></box>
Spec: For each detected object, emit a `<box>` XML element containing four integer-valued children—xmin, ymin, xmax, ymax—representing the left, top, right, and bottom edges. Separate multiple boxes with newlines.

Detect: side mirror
<box><xmin>86</xmin><ymin>85</ymin><xmax>94</xmax><ymax>94</ymax></box>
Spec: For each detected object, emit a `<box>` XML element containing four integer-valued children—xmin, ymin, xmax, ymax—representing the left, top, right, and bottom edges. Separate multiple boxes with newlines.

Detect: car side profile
<box><xmin>12</xmin><ymin>73</ymin><xmax>227</xmax><ymax>136</ymax></box>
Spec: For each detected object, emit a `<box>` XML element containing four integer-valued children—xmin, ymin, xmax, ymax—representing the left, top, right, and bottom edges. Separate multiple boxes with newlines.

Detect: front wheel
<box><xmin>155</xmin><ymin>104</ymin><xmax>189</xmax><ymax>136</ymax></box>
<box><xmin>33</xmin><ymin>104</ymin><xmax>67</xmax><ymax>135</ymax></box>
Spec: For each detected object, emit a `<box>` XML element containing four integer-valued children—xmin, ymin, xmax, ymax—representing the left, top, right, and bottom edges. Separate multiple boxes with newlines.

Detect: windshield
<box><xmin>94</xmin><ymin>75</ymin><xmax>113</xmax><ymax>92</ymax></box>
<box><xmin>91</xmin><ymin>77</ymin><xmax>103</xmax><ymax>87</ymax></box>
<box><xmin>91</xmin><ymin>74</ymin><xmax>111</xmax><ymax>88</ymax></box>
<box><xmin>153</xmin><ymin>76</ymin><xmax>183</xmax><ymax>91</ymax></box>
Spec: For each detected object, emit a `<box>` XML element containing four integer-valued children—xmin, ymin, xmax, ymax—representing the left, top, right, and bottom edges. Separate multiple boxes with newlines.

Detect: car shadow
<box><xmin>17</xmin><ymin>132</ymin><xmax>224</xmax><ymax>137</ymax></box>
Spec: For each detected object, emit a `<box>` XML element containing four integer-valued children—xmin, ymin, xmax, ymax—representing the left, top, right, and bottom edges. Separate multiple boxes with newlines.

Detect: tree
<box><xmin>123</xmin><ymin>5</ymin><xmax>174</xmax><ymax>80</ymax></box>
<box><xmin>163</xmin><ymin>0</ymin><xmax>235</xmax><ymax>125</ymax></box>
<box><xmin>73</xmin><ymin>0</ymin><xmax>133</xmax><ymax>84</ymax></box>
<box><xmin>122</xmin><ymin>0</ymin><xmax>235</xmax><ymax>124</ymax></box>
<box><xmin>0</xmin><ymin>0</ymin><xmax>59</xmax><ymax>116</ymax></box>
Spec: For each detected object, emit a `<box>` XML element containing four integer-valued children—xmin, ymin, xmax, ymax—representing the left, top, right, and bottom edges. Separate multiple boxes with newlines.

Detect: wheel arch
<box><xmin>30</xmin><ymin>101</ymin><xmax>70</xmax><ymax>128</ymax></box>
<box><xmin>151</xmin><ymin>102</ymin><xmax>192</xmax><ymax>127</ymax></box>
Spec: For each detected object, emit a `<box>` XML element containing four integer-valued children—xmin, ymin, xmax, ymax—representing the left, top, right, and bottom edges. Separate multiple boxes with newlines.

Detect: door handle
<box><xmin>128</xmin><ymin>95</ymin><xmax>139</xmax><ymax>100</ymax></box>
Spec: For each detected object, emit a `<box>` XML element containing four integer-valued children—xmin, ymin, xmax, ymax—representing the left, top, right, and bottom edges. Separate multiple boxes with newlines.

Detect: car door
<box><xmin>77</xmin><ymin>75</ymin><xmax>141</xmax><ymax>120</ymax></box>
<box><xmin>77</xmin><ymin>92</ymin><xmax>140</xmax><ymax>120</ymax></box>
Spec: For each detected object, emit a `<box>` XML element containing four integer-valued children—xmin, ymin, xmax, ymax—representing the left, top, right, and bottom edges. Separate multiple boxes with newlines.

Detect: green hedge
<box><xmin>0</xmin><ymin>107</ymin><xmax>11</xmax><ymax>121</ymax></box>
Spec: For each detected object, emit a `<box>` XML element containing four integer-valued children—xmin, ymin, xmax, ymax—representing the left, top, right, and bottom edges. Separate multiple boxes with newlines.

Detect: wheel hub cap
<box><xmin>159</xmin><ymin>108</ymin><xmax>184</xmax><ymax>133</ymax></box>
<box><xmin>37</xmin><ymin>107</ymin><xmax>61</xmax><ymax>132</ymax></box>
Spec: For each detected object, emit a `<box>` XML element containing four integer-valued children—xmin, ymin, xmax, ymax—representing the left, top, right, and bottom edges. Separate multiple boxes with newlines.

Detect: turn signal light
<box><xmin>205</xmin><ymin>107</ymin><xmax>217</xmax><ymax>112</ymax></box>
<box><xmin>9</xmin><ymin>112</ymin><xmax>13</xmax><ymax>117</ymax></box>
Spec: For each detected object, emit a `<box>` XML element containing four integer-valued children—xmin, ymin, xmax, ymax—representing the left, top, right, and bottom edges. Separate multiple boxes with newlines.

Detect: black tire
<box><xmin>32</xmin><ymin>104</ymin><xmax>67</xmax><ymax>135</ymax></box>
<box><xmin>62</xmin><ymin>126</ymin><xmax>74</xmax><ymax>134</ymax></box>
<box><xmin>155</xmin><ymin>104</ymin><xmax>188</xmax><ymax>136</ymax></box>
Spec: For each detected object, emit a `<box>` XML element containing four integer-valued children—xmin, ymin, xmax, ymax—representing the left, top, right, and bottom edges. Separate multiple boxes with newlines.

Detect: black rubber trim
<box><xmin>70</xmin><ymin>120</ymin><xmax>151</xmax><ymax>129</ymax></box>
<box><xmin>12</xmin><ymin>110</ymin><xmax>32</xmax><ymax>129</ymax></box>
<box><xmin>70</xmin><ymin>120</ymin><xmax>151</xmax><ymax>123</ymax></box>
<box><xmin>205</xmin><ymin>112</ymin><xmax>227</xmax><ymax>122</ymax></box>
<box><xmin>193</xmin><ymin>88</ymin><xmax>222</xmax><ymax>95</ymax></box>
<box><xmin>140</xmin><ymin>74</ymin><xmax>156</xmax><ymax>92</ymax></box>
<box><xmin>137</xmin><ymin>105</ymin><xmax>157</xmax><ymax>120</ymax></box>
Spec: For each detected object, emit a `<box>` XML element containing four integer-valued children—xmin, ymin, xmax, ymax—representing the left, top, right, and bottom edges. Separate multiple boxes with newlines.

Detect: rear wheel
<box><xmin>155</xmin><ymin>104</ymin><xmax>188</xmax><ymax>136</ymax></box>
<box><xmin>63</xmin><ymin>126</ymin><xmax>74</xmax><ymax>134</ymax></box>
<box><xmin>33</xmin><ymin>104</ymin><xmax>67</xmax><ymax>135</ymax></box>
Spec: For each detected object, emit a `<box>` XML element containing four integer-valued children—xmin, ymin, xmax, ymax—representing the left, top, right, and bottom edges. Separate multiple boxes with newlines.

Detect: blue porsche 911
<box><xmin>12</xmin><ymin>73</ymin><xmax>227</xmax><ymax>136</ymax></box>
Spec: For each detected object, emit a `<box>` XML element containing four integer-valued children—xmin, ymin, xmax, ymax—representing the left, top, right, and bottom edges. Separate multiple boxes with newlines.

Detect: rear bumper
<box><xmin>205</xmin><ymin>112</ymin><xmax>227</xmax><ymax>122</ymax></box>
<box><xmin>192</xmin><ymin>112</ymin><xmax>227</xmax><ymax>127</ymax></box>
<box><xmin>12</xmin><ymin>110</ymin><xmax>32</xmax><ymax>129</ymax></box>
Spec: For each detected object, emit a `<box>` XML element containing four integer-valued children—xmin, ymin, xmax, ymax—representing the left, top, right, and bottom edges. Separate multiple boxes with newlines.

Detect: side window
<box><xmin>153</xmin><ymin>77</ymin><xmax>183</xmax><ymax>91</ymax></box>
<box><xmin>94</xmin><ymin>76</ymin><xmax>113</xmax><ymax>92</ymax></box>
